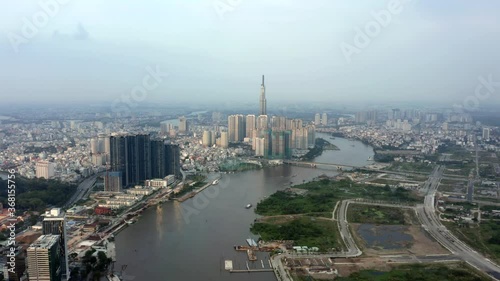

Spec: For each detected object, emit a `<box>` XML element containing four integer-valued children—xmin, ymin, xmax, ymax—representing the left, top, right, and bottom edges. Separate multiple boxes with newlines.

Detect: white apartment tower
<box><xmin>36</xmin><ymin>161</ymin><xmax>55</xmax><ymax>179</ymax></box>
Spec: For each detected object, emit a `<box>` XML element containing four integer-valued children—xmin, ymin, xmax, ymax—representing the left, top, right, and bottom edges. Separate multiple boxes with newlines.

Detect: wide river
<box><xmin>114</xmin><ymin>134</ymin><xmax>374</xmax><ymax>281</ymax></box>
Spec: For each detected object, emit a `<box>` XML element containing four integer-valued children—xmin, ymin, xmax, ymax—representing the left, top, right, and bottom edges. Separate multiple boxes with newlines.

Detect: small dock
<box><xmin>230</xmin><ymin>269</ymin><xmax>274</xmax><ymax>273</ymax></box>
<box><xmin>247</xmin><ymin>249</ymin><xmax>257</xmax><ymax>261</ymax></box>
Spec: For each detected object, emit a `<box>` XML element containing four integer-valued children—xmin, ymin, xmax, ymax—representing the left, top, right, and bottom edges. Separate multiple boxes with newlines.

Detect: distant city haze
<box><xmin>1</xmin><ymin>0</ymin><xmax>500</xmax><ymax>106</ymax></box>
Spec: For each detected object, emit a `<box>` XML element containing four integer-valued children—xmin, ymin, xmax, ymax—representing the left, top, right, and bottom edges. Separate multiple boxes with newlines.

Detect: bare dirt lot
<box><xmin>332</xmin><ymin>257</ymin><xmax>392</xmax><ymax>277</ymax></box>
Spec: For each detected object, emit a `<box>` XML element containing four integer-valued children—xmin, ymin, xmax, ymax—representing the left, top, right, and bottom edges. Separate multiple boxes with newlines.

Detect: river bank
<box><xmin>113</xmin><ymin>136</ymin><xmax>375</xmax><ymax>281</ymax></box>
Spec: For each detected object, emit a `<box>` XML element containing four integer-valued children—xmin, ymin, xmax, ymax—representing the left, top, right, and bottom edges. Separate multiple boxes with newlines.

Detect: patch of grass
<box><xmin>347</xmin><ymin>205</ymin><xmax>414</xmax><ymax>225</ymax></box>
<box><xmin>255</xmin><ymin>179</ymin><xmax>420</xmax><ymax>216</ymax></box>
<box><xmin>386</xmin><ymin>162</ymin><xmax>436</xmax><ymax>173</ymax></box>
<box><xmin>445</xmin><ymin>220</ymin><xmax>500</xmax><ymax>264</ymax></box>
<box><xmin>438</xmin><ymin>183</ymin><xmax>466</xmax><ymax>193</ymax></box>
<box><xmin>444</xmin><ymin>163</ymin><xmax>475</xmax><ymax>176</ymax></box>
<box><xmin>251</xmin><ymin>216</ymin><xmax>341</xmax><ymax>252</ymax></box>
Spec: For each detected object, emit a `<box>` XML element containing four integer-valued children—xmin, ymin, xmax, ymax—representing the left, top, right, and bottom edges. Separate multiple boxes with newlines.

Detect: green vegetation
<box><xmin>438</xmin><ymin>142</ymin><xmax>474</xmax><ymax>161</ymax></box>
<box><xmin>175</xmin><ymin>185</ymin><xmax>196</xmax><ymax>197</ymax></box>
<box><xmin>0</xmin><ymin>177</ymin><xmax>77</xmax><ymax>213</ymax></box>
<box><xmin>318</xmin><ymin>138</ymin><xmax>339</xmax><ymax>150</ymax></box>
<box><xmin>251</xmin><ymin>217</ymin><xmax>340</xmax><ymax>252</ymax></box>
<box><xmin>302</xmin><ymin>138</ymin><xmax>338</xmax><ymax>160</ymax></box>
<box><xmin>444</xmin><ymin>162</ymin><xmax>475</xmax><ymax>176</ymax></box>
<box><xmin>255</xmin><ymin>179</ymin><xmax>419</xmax><ymax>216</ymax></box>
<box><xmin>336</xmin><ymin>263</ymin><xmax>489</xmax><ymax>281</ymax></box>
<box><xmin>347</xmin><ymin>205</ymin><xmax>417</xmax><ymax>225</ymax></box>
<box><xmin>386</xmin><ymin>162</ymin><xmax>435</xmax><ymax>173</ymax></box>
<box><xmin>219</xmin><ymin>160</ymin><xmax>261</xmax><ymax>172</ymax></box>
<box><xmin>252</xmin><ymin>178</ymin><xmax>420</xmax><ymax>256</ymax></box>
<box><xmin>174</xmin><ymin>174</ymin><xmax>207</xmax><ymax>197</ymax></box>
<box><xmin>445</xmin><ymin>220</ymin><xmax>500</xmax><ymax>264</ymax></box>
<box><xmin>479</xmin><ymin>164</ymin><xmax>496</xmax><ymax>179</ymax></box>
<box><xmin>373</xmin><ymin>153</ymin><xmax>394</xmax><ymax>163</ymax></box>
<box><xmin>74</xmin><ymin>249</ymin><xmax>113</xmax><ymax>280</ymax></box>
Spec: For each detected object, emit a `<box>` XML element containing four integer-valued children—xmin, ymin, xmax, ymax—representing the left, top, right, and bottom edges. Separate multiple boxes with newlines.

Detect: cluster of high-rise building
<box><xmin>89</xmin><ymin>134</ymin><xmax>111</xmax><ymax>166</ymax></box>
<box><xmin>355</xmin><ymin>110</ymin><xmax>378</xmax><ymax>124</ymax></box>
<box><xmin>202</xmin><ymin>131</ymin><xmax>228</xmax><ymax>148</ymax></box>
<box><xmin>19</xmin><ymin>208</ymin><xmax>69</xmax><ymax>281</ymax></box>
<box><xmin>109</xmin><ymin>134</ymin><xmax>180</xmax><ymax>188</ymax></box>
<box><xmin>314</xmin><ymin>113</ymin><xmax>328</xmax><ymax>126</ymax></box>
<box><xmin>224</xmin><ymin>75</ymin><xmax>315</xmax><ymax>159</ymax></box>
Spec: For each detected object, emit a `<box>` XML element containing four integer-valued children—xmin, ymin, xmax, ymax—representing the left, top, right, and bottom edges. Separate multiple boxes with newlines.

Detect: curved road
<box><xmin>271</xmin><ymin>165</ymin><xmax>500</xmax><ymax>280</ymax></box>
<box><xmin>417</xmin><ymin>166</ymin><xmax>500</xmax><ymax>280</ymax></box>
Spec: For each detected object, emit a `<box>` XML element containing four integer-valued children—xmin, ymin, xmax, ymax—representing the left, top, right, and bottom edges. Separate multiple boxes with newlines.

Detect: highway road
<box><xmin>467</xmin><ymin>137</ymin><xmax>480</xmax><ymax>202</ymax></box>
<box><xmin>285</xmin><ymin>160</ymin><xmax>467</xmax><ymax>180</ymax></box>
<box><xmin>64</xmin><ymin>173</ymin><xmax>99</xmax><ymax>208</ymax></box>
<box><xmin>417</xmin><ymin>166</ymin><xmax>500</xmax><ymax>280</ymax></box>
<box><xmin>467</xmin><ymin>179</ymin><xmax>475</xmax><ymax>202</ymax></box>
<box><xmin>270</xmin><ymin>165</ymin><xmax>500</xmax><ymax>280</ymax></box>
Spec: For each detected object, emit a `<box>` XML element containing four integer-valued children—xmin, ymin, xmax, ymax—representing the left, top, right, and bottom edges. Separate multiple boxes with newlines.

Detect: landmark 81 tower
<box><xmin>259</xmin><ymin>75</ymin><xmax>267</xmax><ymax>115</ymax></box>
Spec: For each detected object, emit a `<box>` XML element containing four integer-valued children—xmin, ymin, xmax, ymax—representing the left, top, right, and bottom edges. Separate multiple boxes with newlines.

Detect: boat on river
<box><xmin>245</xmin><ymin>203</ymin><xmax>252</xmax><ymax>209</ymax></box>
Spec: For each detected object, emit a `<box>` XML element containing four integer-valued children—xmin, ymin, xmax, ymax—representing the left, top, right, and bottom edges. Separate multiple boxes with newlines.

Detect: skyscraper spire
<box><xmin>259</xmin><ymin>75</ymin><xmax>267</xmax><ymax>116</ymax></box>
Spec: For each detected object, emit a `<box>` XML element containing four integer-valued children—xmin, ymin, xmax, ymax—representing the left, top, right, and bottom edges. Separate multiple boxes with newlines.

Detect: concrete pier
<box><xmin>230</xmin><ymin>269</ymin><xmax>274</xmax><ymax>273</ymax></box>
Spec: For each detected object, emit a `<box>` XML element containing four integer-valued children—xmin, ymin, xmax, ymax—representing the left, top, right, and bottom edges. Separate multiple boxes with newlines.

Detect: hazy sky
<box><xmin>1</xmin><ymin>0</ymin><xmax>500</xmax><ymax>107</ymax></box>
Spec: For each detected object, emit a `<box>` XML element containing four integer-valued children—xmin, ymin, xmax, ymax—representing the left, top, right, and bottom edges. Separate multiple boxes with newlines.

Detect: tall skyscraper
<box><xmin>121</xmin><ymin>134</ymin><xmax>151</xmax><ymax>186</ymax></box>
<box><xmin>483</xmin><ymin>128</ymin><xmax>491</xmax><ymax>140</ymax></box>
<box><xmin>355</xmin><ymin>111</ymin><xmax>377</xmax><ymax>124</ymax></box>
<box><xmin>27</xmin><ymin>235</ymin><xmax>61</xmax><ymax>281</ymax></box>
<box><xmin>321</xmin><ymin>113</ymin><xmax>328</xmax><ymax>126</ymax></box>
<box><xmin>245</xmin><ymin>115</ymin><xmax>256</xmax><ymax>138</ymax></box>
<box><xmin>165</xmin><ymin>144</ymin><xmax>181</xmax><ymax>179</ymax></box>
<box><xmin>104</xmin><ymin>172</ymin><xmax>122</xmax><ymax>192</ymax></box>
<box><xmin>257</xmin><ymin>115</ymin><xmax>268</xmax><ymax>130</ymax></box>
<box><xmin>291</xmin><ymin>128</ymin><xmax>309</xmax><ymax>149</ymax></box>
<box><xmin>270</xmin><ymin>130</ymin><xmax>292</xmax><ymax>159</ymax></box>
<box><xmin>228</xmin><ymin>115</ymin><xmax>236</xmax><ymax>142</ymax></box>
<box><xmin>179</xmin><ymin>116</ymin><xmax>188</xmax><ymax>133</ymax></box>
<box><xmin>220</xmin><ymin>131</ymin><xmax>229</xmax><ymax>148</ymax></box>
<box><xmin>104</xmin><ymin>135</ymin><xmax>111</xmax><ymax>164</ymax></box>
<box><xmin>110</xmin><ymin>134</ymin><xmax>151</xmax><ymax>187</ymax></box>
<box><xmin>98</xmin><ymin>134</ymin><xmax>107</xmax><ymax>153</ymax></box>
<box><xmin>255</xmin><ymin>137</ymin><xmax>266</xmax><ymax>156</ymax></box>
<box><xmin>314</xmin><ymin>113</ymin><xmax>321</xmax><ymax>126</ymax></box>
<box><xmin>259</xmin><ymin>75</ymin><xmax>267</xmax><ymax>115</ymax></box>
<box><xmin>150</xmin><ymin>140</ymin><xmax>167</xmax><ymax>179</ymax></box>
<box><xmin>109</xmin><ymin>135</ymin><xmax>126</xmax><ymax>184</ymax></box>
<box><xmin>202</xmin><ymin>130</ymin><xmax>213</xmax><ymax>147</ymax></box>
<box><xmin>90</xmin><ymin>138</ymin><xmax>99</xmax><ymax>154</ymax></box>
<box><xmin>228</xmin><ymin>115</ymin><xmax>245</xmax><ymax>142</ymax></box>
<box><xmin>271</xmin><ymin>116</ymin><xmax>287</xmax><ymax>131</ymax></box>
<box><xmin>110</xmin><ymin>135</ymin><xmax>181</xmax><ymax>185</ymax></box>
<box><xmin>306</xmin><ymin>125</ymin><xmax>316</xmax><ymax>148</ymax></box>
<box><xmin>42</xmin><ymin>208</ymin><xmax>68</xmax><ymax>281</ymax></box>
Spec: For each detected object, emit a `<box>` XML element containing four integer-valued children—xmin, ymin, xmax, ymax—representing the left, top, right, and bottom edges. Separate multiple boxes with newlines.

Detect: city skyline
<box><xmin>1</xmin><ymin>2</ymin><xmax>500</xmax><ymax>281</ymax></box>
